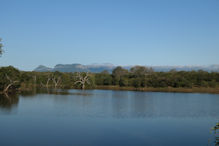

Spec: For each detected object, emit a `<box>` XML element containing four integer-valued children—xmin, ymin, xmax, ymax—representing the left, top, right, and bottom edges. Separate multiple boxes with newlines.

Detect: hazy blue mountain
<box><xmin>34</xmin><ymin>65</ymin><xmax>52</xmax><ymax>72</ymax></box>
<box><xmin>152</xmin><ymin>65</ymin><xmax>219</xmax><ymax>72</ymax></box>
<box><xmin>53</xmin><ymin>64</ymin><xmax>88</xmax><ymax>72</ymax></box>
<box><xmin>34</xmin><ymin>63</ymin><xmax>115</xmax><ymax>73</ymax></box>
<box><xmin>34</xmin><ymin>64</ymin><xmax>219</xmax><ymax>73</ymax></box>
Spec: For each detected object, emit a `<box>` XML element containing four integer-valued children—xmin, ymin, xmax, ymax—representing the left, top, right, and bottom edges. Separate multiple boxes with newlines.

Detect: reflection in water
<box><xmin>112</xmin><ymin>91</ymin><xmax>129</xmax><ymax>118</ymax></box>
<box><xmin>3</xmin><ymin>89</ymin><xmax>219</xmax><ymax>119</ymax></box>
<box><xmin>20</xmin><ymin>88</ymin><xmax>70</xmax><ymax>97</ymax></box>
<box><xmin>0</xmin><ymin>94</ymin><xmax>19</xmax><ymax>112</ymax></box>
<box><xmin>46</xmin><ymin>90</ymin><xmax>219</xmax><ymax>119</ymax></box>
<box><xmin>130</xmin><ymin>92</ymin><xmax>151</xmax><ymax>118</ymax></box>
<box><xmin>110</xmin><ymin>91</ymin><xmax>219</xmax><ymax>119</ymax></box>
<box><xmin>0</xmin><ymin>90</ymin><xmax>219</xmax><ymax>146</ymax></box>
<box><xmin>20</xmin><ymin>88</ymin><xmax>92</xmax><ymax>97</ymax></box>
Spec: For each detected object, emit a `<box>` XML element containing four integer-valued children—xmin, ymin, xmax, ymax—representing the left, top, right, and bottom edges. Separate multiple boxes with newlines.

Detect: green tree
<box><xmin>119</xmin><ymin>77</ymin><xmax>128</xmax><ymax>87</ymax></box>
<box><xmin>95</xmin><ymin>71</ymin><xmax>112</xmax><ymax>85</ymax></box>
<box><xmin>132</xmin><ymin>78</ymin><xmax>141</xmax><ymax>88</ymax></box>
<box><xmin>130</xmin><ymin>66</ymin><xmax>153</xmax><ymax>77</ymax></box>
<box><xmin>112</xmin><ymin>66</ymin><xmax>128</xmax><ymax>85</ymax></box>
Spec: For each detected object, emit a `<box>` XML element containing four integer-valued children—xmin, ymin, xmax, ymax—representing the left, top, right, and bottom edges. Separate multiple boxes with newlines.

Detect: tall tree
<box><xmin>112</xmin><ymin>66</ymin><xmax>128</xmax><ymax>85</ymax></box>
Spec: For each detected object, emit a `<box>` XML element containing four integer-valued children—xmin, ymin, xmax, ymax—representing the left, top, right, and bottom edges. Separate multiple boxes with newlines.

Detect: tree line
<box><xmin>1</xmin><ymin>65</ymin><xmax>219</xmax><ymax>93</ymax></box>
<box><xmin>95</xmin><ymin>66</ymin><xmax>219</xmax><ymax>88</ymax></box>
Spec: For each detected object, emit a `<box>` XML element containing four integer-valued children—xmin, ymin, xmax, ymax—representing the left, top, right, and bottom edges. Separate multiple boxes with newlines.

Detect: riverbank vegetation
<box><xmin>1</xmin><ymin>65</ymin><xmax>219</xmax><ymax>94</ymax></box>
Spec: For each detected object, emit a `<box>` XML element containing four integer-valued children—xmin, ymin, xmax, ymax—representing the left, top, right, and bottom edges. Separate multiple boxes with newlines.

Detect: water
<box><xmin>0</xmin><ymin>89</ymin><xmax>219</xmax><ymax>146</ymax></box>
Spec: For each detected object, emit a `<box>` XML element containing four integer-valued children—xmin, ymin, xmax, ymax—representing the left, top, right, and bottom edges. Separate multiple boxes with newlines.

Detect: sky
<box><xmin>0</xmin><ymin>0</ymin><xmax>219</xmax><ymax>71</ymax></box>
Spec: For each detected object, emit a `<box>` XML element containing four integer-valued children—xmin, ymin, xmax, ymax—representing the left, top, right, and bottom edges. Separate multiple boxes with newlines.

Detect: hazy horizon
<box><xmin>4</xmin><ymin>62</ymin><xmax>219</xmax><ymax>71</ymax></box>
<box><xmin>31</xmin><ymin>63</ymin><xmax>219</xmax><ymax>72</ymax></box>
<box><xmin>1</xmin><ymin>0</ymin><xmax>219</xmax><ymax>71</ymax></box>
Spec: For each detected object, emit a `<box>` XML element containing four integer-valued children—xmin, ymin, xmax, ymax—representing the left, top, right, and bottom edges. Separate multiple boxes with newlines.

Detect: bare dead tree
<box><xmin>40</xmin><ymin>75</ymin><xmax>52</xmax><ymax>88</ymax></box>
<box><xmin>46</xmin><ymin>75</ymin><xmax>52</xmax><ymax>88</ymax></box>
<box><xmin>40</xmin><ymin>74</ymin><xmax>61</xmax><ymax>89</ymax></box>
<box><xmin>33</xmin><ymin>75</ymin><xmax>37</xmax><ymax>85</ymax></box>
<box><xmin>40</xmin><ymin>82</ymin><xmax>45</xmax><ymax>87</ymax></box>
<box><xmin>3</xmin><ymin>74</ymin><xmax>19</xmax><ymax>93</ymax></box>
<box><xmin>52</xmin><ymin>76</ymin><xmax>61</xmax><ymax>89</ymax></box>
<box><xmin>74</xmin><ymin>72</ymin><xmax>90</xmax><ymax>90</ymax></box>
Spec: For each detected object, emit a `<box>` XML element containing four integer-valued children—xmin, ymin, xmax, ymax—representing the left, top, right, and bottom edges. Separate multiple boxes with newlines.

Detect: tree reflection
<box><xmin>111</xmin><ymin>91</ymin><xmax>130</xmax><ymax>118</ymax></box>
<box><xmin>0</xmin><ymin>93</ymin><xmax>19</xmax><ymax>111</ymax></box>
<box><xmin>20</xmin><ymin>88</ymin><xmax>71</xmax><ymax>97</ymax></box>
<box><xmin>19</xmin><ymin>88</ymin><xmax>92</xmax><ymax>98</ymax></box>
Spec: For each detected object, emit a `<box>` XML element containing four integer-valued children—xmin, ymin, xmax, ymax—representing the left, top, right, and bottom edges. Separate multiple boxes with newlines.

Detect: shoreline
<box><xmin>2</xmin><ymin>86</ymin><xmax>219</xmax><ymax>95</ymax></box>
<box><xmin>95</xmin><ymin>86</ymin><xmax>219</xmax><ymax>94</ymax></box>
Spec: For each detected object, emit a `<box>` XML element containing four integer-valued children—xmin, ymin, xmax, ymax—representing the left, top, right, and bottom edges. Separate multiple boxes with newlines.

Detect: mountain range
<box><xmin>34</xmin><ymin>64</ymin><xmax>219</xmax><ymax>73</ymax></box>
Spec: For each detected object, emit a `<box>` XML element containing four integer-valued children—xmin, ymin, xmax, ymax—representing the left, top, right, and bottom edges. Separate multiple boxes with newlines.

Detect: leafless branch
<box><xmin>53</xmin><ymin>76</ymin><xmax>61</xmax><ymax>89</ymax></box>
<box><xmin>3</xmin><ymin>74</ymin><xmax>19</xmax><ymax>93</ymax></box>
<box><xmin>74</xmin><ymin>72</ymin><xmax>90</xmax><ymax>89</ymax></box>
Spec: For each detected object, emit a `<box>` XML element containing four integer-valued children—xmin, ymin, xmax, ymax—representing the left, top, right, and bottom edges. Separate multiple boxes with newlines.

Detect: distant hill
<box><xmin>33</xmin><ymin>64</ymin><xmax>219</xmax><ymax>73</ymax></box>
<box><xmin>152</xmin><ymin>65</ymin><xmax>219</xmax><ymax>72</ymax></box>
<box><xmin>34</xmin><ymin>63</ymin><xmax>115</xmax><ymax>73</ymax></box>
<box><xmin>34</xmin><ymin>65</ymin><xmax>52</xmax><ymax>72</ymax></box>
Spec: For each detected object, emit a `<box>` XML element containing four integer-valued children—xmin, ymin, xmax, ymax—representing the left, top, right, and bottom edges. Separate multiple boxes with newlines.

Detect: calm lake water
<box><xmin>0</xmin><ymin>89</ymin><xmax>219</xmax><ymax>146</ymax></box>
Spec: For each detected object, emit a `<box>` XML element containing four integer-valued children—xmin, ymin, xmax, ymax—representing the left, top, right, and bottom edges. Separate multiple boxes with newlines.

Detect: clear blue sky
<box><xmin>0</xmin><ymin>0</ymin><xmax>219</xmax><ymax>71</ymax></box>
